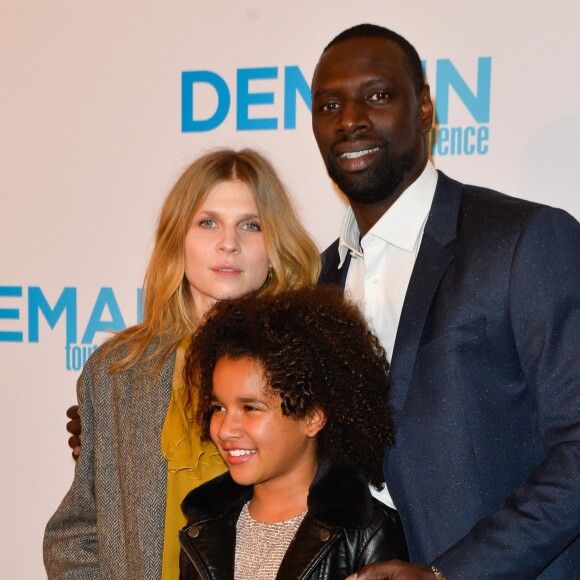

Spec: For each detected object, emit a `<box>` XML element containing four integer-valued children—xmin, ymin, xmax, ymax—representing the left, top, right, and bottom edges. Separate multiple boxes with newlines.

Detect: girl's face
<box><xmin>184</xmin><ymin>180</ymin><xmax>270</xmax><ymax>319</ymax></box>
<box><xmin>209</xmin><ymin>356</ymin><xmax>323</xmax><ymax>491</ymax></box>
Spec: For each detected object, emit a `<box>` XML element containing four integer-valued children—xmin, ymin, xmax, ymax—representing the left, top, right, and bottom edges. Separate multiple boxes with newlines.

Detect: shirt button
<box><xmin>372</xmin><ymin>275</ymin><xmax>379</xmax><ymax>284</ymax></box>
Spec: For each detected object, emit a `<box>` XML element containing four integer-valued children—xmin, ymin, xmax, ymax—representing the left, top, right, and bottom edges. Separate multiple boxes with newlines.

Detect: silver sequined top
<box><xmin>234</xmin><ymin>502</ymin><xmax>308</xmax><ymax>580</ymax></box>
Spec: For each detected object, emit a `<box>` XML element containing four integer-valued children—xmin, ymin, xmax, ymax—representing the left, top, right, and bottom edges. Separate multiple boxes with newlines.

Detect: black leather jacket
<box><xmin>179</xmin><ymin>461</ymin><xmax>408</xmax><ymax>579</ymax></box>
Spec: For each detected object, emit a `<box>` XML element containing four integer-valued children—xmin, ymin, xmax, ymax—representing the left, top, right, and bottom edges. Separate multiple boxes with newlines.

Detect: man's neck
<box><xmin>348</xmin><ymin>161</ymin><xmax>429</xmax><ymax>238</ymax></box>
<box><xmin>350</xmin><ymin>193</ymin><xmax>404</xmax><ymax>238</ymax></box>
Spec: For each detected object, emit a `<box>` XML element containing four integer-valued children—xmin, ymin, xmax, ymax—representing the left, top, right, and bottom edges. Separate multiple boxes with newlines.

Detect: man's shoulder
<box><xmin>319</xmin><ymin>238</ymin><xmax>342</xmax><ymax>285</ymax></box>
<box><xmin>437</xmin><ymin>170</ymin><xmax>566</xmax><ymax>216</ymax></box>
<box><xmin>436</xmin><ymin>171</ymin><xmax>577</xmax><ymax>235</ymax></box>
<box><xmin>321</xmin><ymin>238</ymin><xmax>340</xmax><ymax>258</ymax></box>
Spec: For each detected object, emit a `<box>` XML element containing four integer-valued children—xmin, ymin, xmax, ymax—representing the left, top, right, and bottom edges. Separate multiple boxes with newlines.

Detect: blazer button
<box><xmin>188</xmin><ymin>526</ymin><xmax>200</xmax><ymax>538</ymax></box>
<box><xmin>319</xmin><ymin>530</ymin><xmax>330</xmax><ymax>542</ymax></box>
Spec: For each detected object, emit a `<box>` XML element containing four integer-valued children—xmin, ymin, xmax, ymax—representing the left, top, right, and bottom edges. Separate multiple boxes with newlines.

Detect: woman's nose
<box><xmin>217</xmin><ymin>227</ymin><xmax>240</xmax><ymax>253</ymax></box>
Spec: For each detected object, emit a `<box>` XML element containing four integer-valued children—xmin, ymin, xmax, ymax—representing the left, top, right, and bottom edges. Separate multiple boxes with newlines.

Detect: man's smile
<box><xmin>339</xmin><ymin>147</ymin><xmax>380</xmax><ymax>159</ymax></box>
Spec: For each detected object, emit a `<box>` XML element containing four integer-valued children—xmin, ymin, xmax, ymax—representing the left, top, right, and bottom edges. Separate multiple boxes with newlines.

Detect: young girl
<box><xmin>180</xmin><ymin>286</ymin><xmax>408</xmax><ymax>579</ymax></box>
<box><xmin>44</xmin><ymin>149</ymin><xmax>321</xmax><ymax>579</ymax></box>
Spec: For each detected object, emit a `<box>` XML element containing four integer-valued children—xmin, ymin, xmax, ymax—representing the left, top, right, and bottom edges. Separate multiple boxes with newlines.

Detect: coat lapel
<box><xmin>277</xmin><ymin>519</ymin><xmax>342</xmax><ymax>579</ymax></box>
<box><xmin>389</xmin><ymin>172</ymin><xmax>463</xmax><ymax>419</ymax></box>
<box><xmin>124</xmin><ymin>346</ymin><xmax>176</xmax><ymax>575</ymax></box>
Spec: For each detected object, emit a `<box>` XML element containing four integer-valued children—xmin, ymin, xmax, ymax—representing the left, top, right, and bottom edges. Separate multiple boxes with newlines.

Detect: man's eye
<box><xmin>320</xmin><ymin>101</ymin><xmax>339</xmax><ymax>112</ymax></box>
<box><xmin>369</xmin><ymin>91</ymin><xmax>389</xmax><ymax>102</ymax></box>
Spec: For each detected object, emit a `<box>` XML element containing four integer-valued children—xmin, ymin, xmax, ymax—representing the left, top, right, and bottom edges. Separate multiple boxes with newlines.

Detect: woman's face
<box><xmin>184</xmin><ymin>180</ymin><xmax>270</xmax><ymax>319</ymax></box>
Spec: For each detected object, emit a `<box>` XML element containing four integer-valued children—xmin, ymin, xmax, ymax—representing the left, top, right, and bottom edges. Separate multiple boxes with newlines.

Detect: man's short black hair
<box><xmin>323</xmin><ymin>23</ymin><xmax>425</xmax><ymax>94</ymax></box>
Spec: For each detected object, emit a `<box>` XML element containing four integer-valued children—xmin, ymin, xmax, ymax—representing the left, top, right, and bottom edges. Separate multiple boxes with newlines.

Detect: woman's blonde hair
<box><xmin>102</xmin><ymin>148</ymin><xmax>321</xmax><ymax>372</ymax></box>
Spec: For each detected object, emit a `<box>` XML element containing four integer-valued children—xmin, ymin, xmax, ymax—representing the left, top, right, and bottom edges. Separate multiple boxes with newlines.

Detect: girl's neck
<box><xmin>248</xmin><ymin>460</ymin><xmax>317</xmax><ymax>523</ymax></box>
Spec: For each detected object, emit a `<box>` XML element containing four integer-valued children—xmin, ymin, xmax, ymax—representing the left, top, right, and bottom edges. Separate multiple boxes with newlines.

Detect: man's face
<box><xmin>311</xmin><ymin>37</ymin><xmax>433</xmax><ymax>205</ymax></box>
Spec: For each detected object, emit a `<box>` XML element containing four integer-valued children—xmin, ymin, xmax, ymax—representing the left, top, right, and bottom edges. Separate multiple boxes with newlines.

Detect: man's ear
<box><xmin>305</xmin><ymin>406</ymin><xmax>327</xmax><ymax>438</ymax></box>
<box><xmin>420</xmin><ymin>84</ymin><xmax>434</xmax><ymax>133</ymax></box>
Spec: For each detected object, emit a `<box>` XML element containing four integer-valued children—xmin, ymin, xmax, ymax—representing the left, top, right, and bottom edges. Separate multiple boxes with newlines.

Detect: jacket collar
<box><xmin>181</xmin><ymin>459</ymin><xmax>375</xmax><ymax>530</ymax></box>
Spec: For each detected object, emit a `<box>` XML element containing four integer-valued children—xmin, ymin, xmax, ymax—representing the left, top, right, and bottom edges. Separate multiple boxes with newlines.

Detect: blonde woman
<box><xmin>44</xmin><ymin>149</ymin><xmax>320</xmax><ymax>580</ymax></box>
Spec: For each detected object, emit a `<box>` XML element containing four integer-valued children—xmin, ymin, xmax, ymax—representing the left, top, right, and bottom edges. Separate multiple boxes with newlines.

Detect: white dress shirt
<box><xmin>337</xmin><ymin>161</ymin><xmax>439</xmax><ymax>506</ymax></box>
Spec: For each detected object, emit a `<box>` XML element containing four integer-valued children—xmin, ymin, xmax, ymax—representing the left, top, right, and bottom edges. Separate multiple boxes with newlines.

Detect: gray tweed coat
<box><xmin>44</xmin><ymin>341</ymin><xmax>176</xmax><ymax>579</ymax></box>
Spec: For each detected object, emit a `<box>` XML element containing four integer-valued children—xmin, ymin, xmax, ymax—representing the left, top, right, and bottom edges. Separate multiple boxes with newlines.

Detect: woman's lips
<box><xmin>211</xmin><ymin>265</ymin><xmax>242</xmax><ymax>276</ymax></box>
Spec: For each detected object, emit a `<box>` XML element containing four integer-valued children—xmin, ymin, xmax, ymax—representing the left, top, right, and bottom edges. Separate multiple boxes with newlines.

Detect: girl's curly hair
<box><xmin>184</xmin><ymin>285</ymin><xmax>393</xmax><ymax>489</ymax></box>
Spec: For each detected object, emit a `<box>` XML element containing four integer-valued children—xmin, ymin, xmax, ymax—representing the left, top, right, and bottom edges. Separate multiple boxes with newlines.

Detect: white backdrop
<box><xmin>1</xmin><ymin>1</ymin><xmax>579</xmax><ymax>577</ymax></box>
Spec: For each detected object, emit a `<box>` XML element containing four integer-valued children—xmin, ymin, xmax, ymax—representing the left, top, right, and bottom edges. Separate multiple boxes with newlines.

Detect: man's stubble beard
<box><xmin>326</xmin><ymin>140</ymin><xmax>419</xmax><ymax>205</ymax></box>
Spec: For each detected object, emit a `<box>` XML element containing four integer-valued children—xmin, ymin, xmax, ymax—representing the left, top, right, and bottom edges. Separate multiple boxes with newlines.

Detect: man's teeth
<box><xmin>228</xmin><ymin>449</ymin><xmax>257</xmax><ymax>457</ymax></box>
<box><xmin>340</xmin><ymin>147</ymin><xmax>379</xmax><ymax>159</ymax></box>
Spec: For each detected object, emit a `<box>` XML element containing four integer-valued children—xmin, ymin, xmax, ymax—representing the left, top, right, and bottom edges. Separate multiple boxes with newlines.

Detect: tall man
<box><xmin>313</xmin><ymin>24</ymin><xmax>579</xmax><ymax>579</ymax></box>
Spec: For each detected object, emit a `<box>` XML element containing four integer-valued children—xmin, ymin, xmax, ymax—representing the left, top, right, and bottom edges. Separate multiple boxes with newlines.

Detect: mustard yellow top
<box><xmin>160</xmin><ymin>340</ymin><xmax>226</xmax><ymax>580</ymax></box>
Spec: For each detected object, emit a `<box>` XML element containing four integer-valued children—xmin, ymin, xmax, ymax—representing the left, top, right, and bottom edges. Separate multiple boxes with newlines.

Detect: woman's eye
<box><xmin>242</xmin><ymin>221</ymin><xmax>261</xmax><ymax>232</ymax></box>
<box><xmin>210</xmin><ymin>404</ymin><xmax>225</xmax><ymax>413</ymax></box>
<box><xmin>200</xmin><ymin>219</ymin><xmax>216</xmax><ymax>228</ymax></box>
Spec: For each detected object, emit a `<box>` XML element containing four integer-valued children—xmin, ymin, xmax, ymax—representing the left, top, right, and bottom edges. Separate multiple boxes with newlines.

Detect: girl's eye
<box><xmin>210</xmin><ymin>403</ymin><xmax>225</xmax><ymax>413</ymax></box>
<box><xmin>242</xmin><ymin>221</ymin><xmax>262</xmax><ymax>232</ymax></box>
<box><xmin>244</xmin><ymin>405</ymin><xmax>260</xmax><ymax>412</ymax></box>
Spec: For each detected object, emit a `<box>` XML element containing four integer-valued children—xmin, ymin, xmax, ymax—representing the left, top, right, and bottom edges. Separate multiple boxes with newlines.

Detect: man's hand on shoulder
<box><xmin>66</xmin><ymin>405</ymin><xmax>81</xmax><ymax>460</ymax></box>
<box><xmin>346</xmin><ymin>560</ymin><xmax>440</xmax><ymax>580</ymax></box>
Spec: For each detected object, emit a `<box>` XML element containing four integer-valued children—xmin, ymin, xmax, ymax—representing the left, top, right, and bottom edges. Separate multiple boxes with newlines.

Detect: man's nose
<box><xmin>337</xmin><ymin>99</ymin><xmax>370</xmax><ymax>136</ymax></box>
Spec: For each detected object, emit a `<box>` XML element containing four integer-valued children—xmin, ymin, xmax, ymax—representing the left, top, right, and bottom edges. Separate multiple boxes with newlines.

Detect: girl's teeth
<box><xmin>229</xmin><ymin>449</ymin><xmax>257</xmax><ymax>457</ymax></box>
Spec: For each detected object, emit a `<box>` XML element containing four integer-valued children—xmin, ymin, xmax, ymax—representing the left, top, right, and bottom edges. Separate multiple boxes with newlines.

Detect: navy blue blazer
<box><xmin>320</xmin><ymin>172</ymin><xmax>580</xmax><ymax>579</ymax></box>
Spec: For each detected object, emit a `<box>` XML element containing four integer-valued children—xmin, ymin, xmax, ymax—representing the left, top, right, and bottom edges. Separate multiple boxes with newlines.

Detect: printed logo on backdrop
<box><xmin>0</xmin><ymin>286</ymin><xmax>142</xmax><ymax>371</ymax></box>
<box><xmin>180</xmin><ymin>57</ymin><xmax>492</xmax><ymax>156</ymax></box>
<box><xmin>427</xmin><ymin>57</ymin><xmax>492</xmax><ymax>156</ymax></box>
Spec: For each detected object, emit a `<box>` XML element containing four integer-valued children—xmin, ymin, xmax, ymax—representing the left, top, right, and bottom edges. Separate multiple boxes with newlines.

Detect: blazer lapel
<box><xmin>389</xmin><ymin>172</ymin><xmax>463</xmax><ymax>419</ymax></box>
<box><xmin>319</xmin><ymin>173</ymin><xmax>463</xmax><ymax>420</ymax></box>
